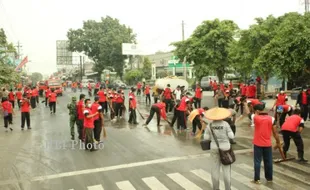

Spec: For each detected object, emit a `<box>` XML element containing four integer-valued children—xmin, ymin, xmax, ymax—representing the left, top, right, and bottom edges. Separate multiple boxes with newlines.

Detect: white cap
<box><xmin>247</xmin><ymin>100</ymin><xmax>251</xmax><ymax>103</ymax></box>
<box><xmin>280</xmin><ymin>90</ymin><xmax>284</xmax><ymax>93</ymax></box>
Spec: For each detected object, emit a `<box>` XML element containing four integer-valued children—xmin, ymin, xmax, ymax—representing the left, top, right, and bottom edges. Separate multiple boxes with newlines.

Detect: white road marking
<box><xmin>191</xmin><ymin>169</ymin><xmax>238</xmax><ymax>190</ymax></box>
<box><xmin>14</xmin><ymin>149</ymin><xmax>248</xmax><ymax>182</ymax></box>
<box><xmin>230</xmin><ymin>170</ymin><xmax>272</xmax><ymax>190</ymax></box>
<box><xmin>167</xmin><ymin>173</ymin><xmax>202</xmax><ymax>190</ymax></box>
<box><xmin>279</xmin><ymin>160</ymin><xmax>310</xmax><ymax>174</ymax></box>
<box><xmin>142</xmin><ymin>176</ymin><xmax>169</xmax><ymax>190</ymax></box>
<box><xmin>87</xmin><ymin>184</ymin><xmax>104</xmax><ymax>190</ymax></box>
<box><xmin>237</xmin><ymin>164</ymin><xmax>307</xmax><ymax>190</ymax></box>
<box><xmin>116</xmin><ymin>180</ymin><xmax>136</xmax><ymax>190</ymax></box>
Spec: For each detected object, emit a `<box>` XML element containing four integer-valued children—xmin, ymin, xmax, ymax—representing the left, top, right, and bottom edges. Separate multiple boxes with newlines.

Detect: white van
<box><xmin>200</xmin><ymin>76</ymin><xmax>219</xmax><ymax>90</ymax></box>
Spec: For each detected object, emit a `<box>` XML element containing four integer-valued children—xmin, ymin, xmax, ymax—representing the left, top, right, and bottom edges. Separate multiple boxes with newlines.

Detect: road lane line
<box><xmin>167</xmin><ymin>173</ymin><xmax>202</xmax><ymax>190</ymax></box>
<box><xmin>278</xmin><ymin>161</ymin><xmax>310</xmax><ymax>174</ymax></box>
<box><xmin>191</xmin><ymin>169</ymin><xmax>238</xmax><ymax>190</ymax></box>
<box><xmin>87</xmin><ymin>184</ymin><xmax>104</xmax><ymax>190</ymax></box>
<box><xmin>116</xmin><ymin>180</ymin><xmax>136</xmax><ymax>190</ymax></box>
<box><xmin>237</xmin><ymin>164</ymin><xmax>307</xmax><ymax>190</ymax></box>
<box><xmin>142</xmin><ymin>176</ymin><xmax>169</xmax><ymax>190</ymax></box>
<box><xmin>230</xmin><ymin>170</ymin><xmax>272</xmax><ymax>190</ymax></box>
<box><xmin>0</xmin><ymin>149</ymin><xmax>252</xmax><ymax>185</ymax></box>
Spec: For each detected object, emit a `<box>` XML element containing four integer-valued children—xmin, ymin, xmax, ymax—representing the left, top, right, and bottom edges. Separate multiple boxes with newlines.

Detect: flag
<box><xmin>15</xmin><ymin>56</ymin><xmax>28</xmax><ymax>71</ymax></box>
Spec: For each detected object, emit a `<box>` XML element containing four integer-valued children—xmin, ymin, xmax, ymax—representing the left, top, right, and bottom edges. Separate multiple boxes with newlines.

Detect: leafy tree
<box><xmin>67</xmin><ymin>16</ymin><xmax>136</xmax><ymax>80</ymax></box>
<box><xmin>172</xmin><ymin>19</ymin><xmax>238</xmax><ymax>82</ymax></box>
<box><xmin>157</xmin><ymin>71</ymin><xmax>168</xmax><ymax>78</ymax></box>
<box><xmin>194</xmin><ymin>64</ymin><xmax>210</xmax><ymax>82</ymax></box>
<box><xmin>142</xmin><ymin>57</ymin><xmax>152</xmax><ymax>79</ymax></box>
<box><xmin>31</xmin><ymin>72</ymin><xmax>43</xmax><ymax>83</ymax></box>
<box><xmin>124</xmin><ymin>69</ymin><xmax>143</xmax><ymax>84</ymax></box>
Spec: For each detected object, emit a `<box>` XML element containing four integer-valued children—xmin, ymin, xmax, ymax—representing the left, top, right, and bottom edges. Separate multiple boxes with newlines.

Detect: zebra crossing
<box><xmin>67</xmin><ymin>161</ymin><xmax>310</xmax><ymax>190</ymax></box>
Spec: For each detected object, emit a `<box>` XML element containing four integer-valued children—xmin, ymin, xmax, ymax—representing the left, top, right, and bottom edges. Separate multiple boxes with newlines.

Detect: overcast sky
<box><xmin>0</xmin><ymin>0</ymin><xmax>304</xmax><ymax>75</ymax></box>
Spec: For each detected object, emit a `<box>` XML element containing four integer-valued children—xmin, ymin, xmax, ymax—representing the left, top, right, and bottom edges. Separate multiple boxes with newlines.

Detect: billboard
<box><xmin>122</xmin><ymin>43</ymin><xmax>145</xmax><ymax>55</ymax></box>
<box><xmin>56</xmin><ymin>40</ymin><xmax>73</xmax><ymax>65</ymax></box>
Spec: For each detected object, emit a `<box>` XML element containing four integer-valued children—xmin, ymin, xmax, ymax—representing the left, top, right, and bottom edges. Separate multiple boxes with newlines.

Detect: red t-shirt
<box><xmin>20</xmin><ymin>99</ymin><xmax>30</xmax><ymax>112</ymax></box>
<box><xmin>2</xmin><ymin>101</ymin><xmax>13</xmax><ymax>113</ymax></box>
<box><xmin>145</xmin><ymin>86</ymin><xmax>150</xmax><ymax>94</ymax></box>
<box><xmin>32</xmin><ymin>89</ymin><xmax>38</xmax><ymax>96</ymax></box>
<box><xmin>195</xmin><ymin>87</ymin><xmax>202</xmax><ymax>99</ymax></box>
<box><xmin>248</xmin><ymin>99</ymin><xmax>262</xmax><ymax>106</ymax></box>
<box><xmin>252</xmin><ymin>114</ymin><xmax>275</xmax><ymax>147</ymax></box>
<box><xmin>8</xmin><ymin>92</ymin><xmax>14</xmax><ymax>101</ymax></box>
<box><xmin>49</xmin><ymin>93</ymin><xmax>57</xmax><ymax>102</ymax></box>
<box><xmin>45</xmin><ymin>89</ymin><xmax>51</xmax><ymax>98</ymax></box>
<box><xmin>177</xmin><ymin>96</ymin><xmax>190</xmax><ymax>111</ymax></box>
<box><xmin>115</xmin><ymin>94</ymin><xmax>124</xmax><ymax>103</ymax></box>
<box><xmin>281</xmin><ymin>115</ymin><xmax>304</xmax><ymax>132</ymax></box>
<box><xmin>97</xmin><ymin>90</ymin><xmax>106</xmax><ymax>102</ymax></box>
<box><xmin>163</xmin><ymin>88</ymin><xmax>171</xmax><ymax>99</ymax></box>
<box><xmin>129</xmin><ymin>94</ymin><xmax>137</xmax><ymax>108</ymax></box>
<box><xmin>83</xmin><ymin>108</ymin><xmax>94</xmax><ymax>128</ymax></box>
<box><xmin>154</xmin><ymin>102</ymin><xmax>166</xmax><ymax>119</ymax></box>
<box><xmin>198</xmin><ymin>108</ymin><xmax>205</xmax><ymax>115</ymax></box>
<box><xmin>77</xmin><ymin>100</ymin><xmax>85</xmax><ymax>120</ymax></box>
<box><xmin>16</xmin><ymin>91</ymin><xmax>22</xmax><ymax>100</ymax></box>
<box><xmin>276</xmin><ymin>93</ymin><xmax>287</xmax><ymax>106</ymax></box>
<box><xmin>26</xmin><ymin>90</ymin><xmax>32</xmax><ymax>98</ymax></box>
<box><xmin>91</xmin><ymin>102</ymin><xmax>102</xmax><ymax>120</ymax></box>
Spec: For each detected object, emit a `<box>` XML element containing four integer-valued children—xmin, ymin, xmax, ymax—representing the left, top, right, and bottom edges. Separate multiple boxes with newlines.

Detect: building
<box><xmin>144</xmin><ymin>52</ymin><xmax>194</xmax><ymax>80</ymax></box>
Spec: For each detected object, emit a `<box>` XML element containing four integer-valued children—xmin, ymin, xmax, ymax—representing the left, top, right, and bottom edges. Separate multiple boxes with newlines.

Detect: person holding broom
<box><xmin>188</xmin><ymin>107</ymin><xmax>209</xmax><ymax>136</ymax></box>
<box><xmin>143</xmin><ymin>101</ymin><xmax>167</xmax><ymax>127</ymax></box>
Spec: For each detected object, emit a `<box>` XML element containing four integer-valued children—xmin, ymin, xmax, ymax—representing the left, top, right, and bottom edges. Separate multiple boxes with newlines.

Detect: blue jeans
<box><xmin>253</xmin><ymin>145</ymin><xmax>273</xmax><ymax>181</ymax></box>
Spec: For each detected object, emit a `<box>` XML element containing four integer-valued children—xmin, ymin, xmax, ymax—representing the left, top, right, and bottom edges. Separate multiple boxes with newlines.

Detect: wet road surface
<box><xmin>0</xmin><ymin>89</ymin><xmax>309</xmax><ymax>190</ymax></box>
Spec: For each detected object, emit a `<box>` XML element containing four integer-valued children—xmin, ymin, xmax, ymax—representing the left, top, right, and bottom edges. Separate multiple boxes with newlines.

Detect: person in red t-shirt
<box><xmin>1</xmin><ymin>97</ymin><xmax>14</xmax><ymax>131</ymax></box>
<box><xmin>276</xmin><ymin>104</ymin><xmax>293</xmax><ymax>127</ymax></box>
<box><xmin>128</xmin><ymin>88</ymin><xmax>138</xmax><ymax>124</ymax></box>
<box><xmin>44</xmin><ymin>87</ymin><xmax>51</xmax><ymax>107</ymax></box>
<box><xmin>144</xmin><ymin>101</ymin><xmax>167</xmax><ymax>126</ymax></box>
<box><xmin>20</xmin><ymin>95</ymin><xmax>31</xmax><ymax>130</ymax></box>
<box><xmin>144</xmin><ymin>85</ymin><xmax>151</xmax><ymax>105</ymax></box>
<box><xmin>83</xmin><ymin>98</ymin><xmax>99</xmax><ymax>151</ymax></box>
<box><xmin>8</xmin><ymin>89</ymin><xmax>15</xmax><ymax>109</ymax></box>
<box><xmin>91</xmin><ymin>96</ymin><xmax>104</xmax><ymax>143</ymax></box>
<box><xmin>281</xmin><ymin>109</ymin><xmax>307</xmax><ymax>162</ymax></box>
<box><xmin>48</xmin><ymin>89</ymin><xmax>58</xmax><ymax>114</ymax></box>
<box><xmin>30</xmin><ymin>87</ymin><xmax>37</xmax><ymax>109</ymax></box>
<box><xmin>244</xmin><ymin>103</ymin><xmax>281</xmax><ymax>183</ymax></box>
<box><xmin>194</xmin><ymin>84</ymin><xmax>203</xmax><ymax>108</ymax></box>
<box><xmin>161</xmin><ymin>84</ymin><xmax>172</xmax><ymax>113</ymax></box>
<box><xmin>97</xmin><ymin>87</ymin><xmax>108</xmax><ymax>114</ymax></box>
<box><xmin>115</xmin><ymin>90</ymin><xmax>125</xmax><ymax>119</ymax></box>
<box><xmin>175</xmin><ymin>92</ymin><xmax>191</xmax><ymax>130</ymax></box>
<box><xmin>136</xmin><ymin>82</ymin><xmax>142</xmax><ymax>96</ymax></box>
<box><xmin>296</xmin><ymin>89</ymin><xmax>309</xmax><ymax>121</ymax></box>
<box><xmin>77</xmin><ymin>94</ymin><xmax>86</xmax><ymax>140</ymax></box>
<box><xmin>15</xmin><ymin>89</ymin><xmax>23</xmax><ymax>109</ymax></box>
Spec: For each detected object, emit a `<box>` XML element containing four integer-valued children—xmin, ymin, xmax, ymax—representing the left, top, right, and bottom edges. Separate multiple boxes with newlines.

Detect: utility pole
<box><xmin>305</xmin><ymin>0</ymin><xmax>309</xmax><ymax>12</ymax></box>
<box><xmin>15</xmin><ymin>41</ymin><xmax>22</xmax><ymax>59</ymax></box>
<box><xmin>182</xmin><ymin>20</ymin><xmax>187</xmax><ymax>80</ymax></box>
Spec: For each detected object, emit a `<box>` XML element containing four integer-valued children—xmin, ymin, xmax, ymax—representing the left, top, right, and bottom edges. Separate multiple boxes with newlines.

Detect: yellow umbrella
<box><xmin>188</xmin><ymin>109</ymin><xmax>199</xmax><ymax>122</ymax></box>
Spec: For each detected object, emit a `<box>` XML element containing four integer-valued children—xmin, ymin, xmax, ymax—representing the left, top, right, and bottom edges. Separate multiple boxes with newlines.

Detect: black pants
<box><xmin>36</xmin><ymin>96</ymin><xmax>39</xmax><ymax>103</ymax></box>
<box><xmin>77</xmin><ymin>119</ymin><xmax>84</xmax><ymax>140</ymax></box>
<box><xmin>279</xmin><ymin>111</ymin><xmax>292</xmax><ymax>127</ymax></box>
<box><xmin>9</xmin><ymin>100</ymin><xmax>15</xmax><ymax>109</ymax></box>
<box><xmin>145</xmin><ymin>94</ymin><xmax>151</xmax><ymax>104</ymax></box>
<box><xmin>30</xmin><ymin>97</ymin><xmax>36</xmax><ymax>109</ymax></box>
<box><xmin>164</xmin><ymin>99</ymin><xmax>172</xmax><ymax>112</ymax></box>
<box><xmin>17</xmin><ymin>99</ymin><xmax>21</xmax><ymax>109</ymax></box>
<box><xmin>282</xmin><ymin>130</ymin><xmax>304</xmax><ymax>157</ymax></box>
<box><xmin>4</xmin><ymin>113</ymin><xmax>13</xmax><ymax>128</ymax></box>
<box><xmin>49</xmin><ymin>102</ymin><xmax>56</xmax><ymax>113</ymax></box>
<box><xmin>154</xmin><ymin>96</ymin><xmax>159</xmax><ymax>103</ymax></box>
<box><xmin>194</xmin><ymin>98</ymin><xmax>201</xmax><ymax>108</ymax></box>
<box><xmin>115</xmin><ymin>103</ymin><xmax>123</xmax><ymax>117</ymax></box>
<box><xmin>94</xmin><ymin>89</ymin><xmax>99</xmax><ymax>95</ymax></box>
<box><xmin>178</xmin><ymin>110</ymin><xmax>187</xmax><ymax>129</ymax></box>
<box><xmin>21</xmin><ymin>112</ymin><xmax>30</xmax><ymax>128</ymax></box>
<box><xmin>110</xmin><ymin>102</ymin><xmax>116</xmax><ymax>119</ymax></box>
<box><xmin>218</xmin><ymin>98</ymin><xmax>223</xmax><ymax>107</ymax></box>
<box><xmin>128</xmin><ymin>108</ymin><xmax>137</xmax><ymax>123</ymax></box>
<box><xmin>45</xmin><ymin>97</ymin><xmax>48</xmax><ymax>107</ymax></box>
<box><xmin>93</xmin><ymin>119</ymin><xmax>102</xmax><ymax>142</ymax></box>
<box><xmin>192</xmin><ymin>115</ymin><xmax>202</xmax><ymax>133</ymax></box>
<box><xmin>222</xmin><ymin>99</ymin><xmax>229</xmax><ymax>108</ymax></box>
<box><xmin>137</xmin><ymin>89</ymin><xmax>141</xmax><ymax>95</ymax></box>
<box><xmin>300</xmin><ymin>104</ymin><xmax>308</xmax><ymax>121</ymax></box>
<box><xmin>171</xmin><ymin>108</ymin><xmax>179</xmax><ymax>127</ymax></box>
<box><xmin>146</xmin><ymin>106</ymin><xmax>160</xmax><ymax>125</ymax></box>
<box><xmin>236</xmin><ymin>104</ymin><xmax>243</xmax><ymax>114</ymax></box>
<box><xmin>88</xmin><ymin>89</ymin><xmax>92</xmax><ymax>97</ymax></box>
<box><xmin>99</xmin><ymin>102</ymin><xmax>108</xmax><ymax>114</ymax></box>
<box><xmin>85</xmin><ymin>128</ymin><xmax>94</xmax><ymax>150</ymax></box>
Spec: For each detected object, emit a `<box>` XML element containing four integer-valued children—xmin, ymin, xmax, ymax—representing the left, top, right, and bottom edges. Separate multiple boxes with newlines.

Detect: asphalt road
<box><xmin>0</xmin><ymin>89</ymin><xmax>309</xmax><ymax>190</ymax></box>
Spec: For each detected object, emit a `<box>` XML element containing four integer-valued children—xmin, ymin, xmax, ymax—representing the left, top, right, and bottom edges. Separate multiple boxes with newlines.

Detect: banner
<box><xmin>15</xmin><ymin>56</ymin><xmax>28</xmax><ymax>71</ymax></box>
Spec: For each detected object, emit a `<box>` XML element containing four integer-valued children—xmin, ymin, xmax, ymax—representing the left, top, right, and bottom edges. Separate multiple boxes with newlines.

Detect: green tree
<box><xmin>31</xmin><ymin>72</ymin><xmax>43</xmax><ymax>83</ymax></box>
<box><xmin>142</xmin><ymin>57</ymin><xmax>152</xmax><ymax>79</ymax></box>
<box><xmin>67</xmin><ymin>16</ymin><xmax>136</xmax><ymax>80</ymax></box>
<box><xmin>124</xmin><ymin>69</ymin><xmax>143</xmax><ymax>84</ymax></box>
<box><xmin>194</xmin><ymin>64</ymin><xmax>210</xmax><ymax>82</ymax></box>
<box><xmin>172</xmin><ymin>19</ymin><xmax>239</xmax><ymax>82</ymax></box>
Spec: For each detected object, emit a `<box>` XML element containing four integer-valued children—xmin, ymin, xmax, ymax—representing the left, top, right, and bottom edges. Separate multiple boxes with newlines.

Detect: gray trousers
<box><xmin>210</xmin><ymin>150</ymin><xmax>231</xmax><ymax>190</ymax></box>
